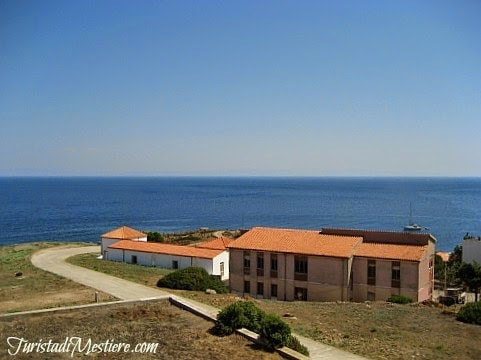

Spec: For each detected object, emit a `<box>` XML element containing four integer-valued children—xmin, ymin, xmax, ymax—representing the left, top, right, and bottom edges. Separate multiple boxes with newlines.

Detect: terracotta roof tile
<box><xmin>228</xmin><ymin>227</ymin><xmax>363</xmax><ymax>258</ymax></box>
<box><xmin>101</xmin><ymin>226</ymin><xmax>146</xmax><ymax>240</ymax></box>
<box><xmin>355</xmin><ymin>242</ymin><xmax>428</xmax><ymax>262</ymax></box>
<box><xmin>196</xmin><ymin>237</ymin><xmax>234</xmax><ymax>250</ymax></box>
<box><xmin>108</xmin><ymin>240</ymin><xmax>224</xmax><ymax>259</ymax></box>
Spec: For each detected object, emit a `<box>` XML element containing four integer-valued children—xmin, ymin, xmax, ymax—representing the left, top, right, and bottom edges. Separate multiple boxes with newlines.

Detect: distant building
<box><xmin>462</xmin><ymin>235</ymin><xmax>481</xmax><ymax>265</ymax></box>
<box><xmin>228</xmin><ymin>227</ymin><xmax>436</xmax><ymax>302</ymax></box>
<box><xmin>101</xmin><ymin>226</ymin><xmax>147</xmax><ymax>257</ymax></box>
<box><xmin>436</xmin><ymin>251</ymin><xmax>450</xmax><ymax>263</ymax></box>
<box><xmin>101</xmin><ymin>226</ymin><xmax>231</xmax><ymax>280</ymax></box>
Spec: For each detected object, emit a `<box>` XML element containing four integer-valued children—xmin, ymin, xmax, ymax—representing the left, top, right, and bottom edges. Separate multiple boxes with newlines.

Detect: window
<box><xmin>257</xmin><ymin>253</ymin><xmax>264</xmax><ymax>276</ymax></box>
<box><xmin>271</xmin><ymin>284</ymin><xmax>278</xmax><ymax>298</ymax></box>
<box><xmin>271</xmin><ymin>254</ymin><xmax>278</xmax><ymax>277</ymax></box>
<box><xmin>131</xmin><ymin>255</ymin><xmax>137</xmax><ymax>264</ymax></box>
<box><xmin>243</xmin><ymin>251</ymin><xmax>250</xmax><ymax>275</ymax></box>
<box><xmin>220</xmin><ymin>262</ymin><xmax>224</xmax><ymax>278</ymax></box>
<box><xmin>367</xmin><ymin>292</ymin><xmax>375</xmax><ymax>301</ymax></box>
<box><xmin>257</xmin><ymin>282</ymin><xmax>264</xmax><ymax>296</ymax></box>
<box><xmin>294</xmin><ymin>287</ymin><xmax>308</xmax><ymax>301</ymax></box>
<box><xmin>391</xmin><ymin>261</ymin><xmax>400</xmax><ymax>288</ymax></box>
<box><xmin>172</xmin><ymin>260</ymin><xmax>179</xmax><ymax>269</ymax></box>
<box><xmin>294</xmin><ymin>256</ymin><xmax>308</xmax><ymax>281</ymax></box>
<box><xmin>244</xmin><ymin>280</ymin><xmax>250</xmax><ymax>293</ymax></box>
<box><xmin>367</xmin><ymin>260</ymin><xmax>376</xmax><ymax>286</ymax></box>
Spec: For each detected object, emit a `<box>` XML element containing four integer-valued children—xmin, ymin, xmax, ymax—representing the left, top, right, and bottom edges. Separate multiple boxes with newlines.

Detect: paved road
<box><xmin>31</xmin><ymin>245</ymin><xmax>170</xmax><ymax>300</ymax></box>
<box><xmin>31</xmin><ymin>245</ymin><xmax>367</xmax><ymax>359</ymax></box>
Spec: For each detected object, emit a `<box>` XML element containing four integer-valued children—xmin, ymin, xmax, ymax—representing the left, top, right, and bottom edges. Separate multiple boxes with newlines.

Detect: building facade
<box><xmin>103</xmin><ymin>230</ymin><xmax>231</xmax><ymax>280</ymax></box>
<box><xmin>228</xmin><ymin>227</ymin><xmax>436</xmax><ymax>302</ymax></box>
<box><xmin>101</xmin><ymin>226</ymin><xmax>147</xmax><ymax>257</ymax></box>
<box><xmin>462</xmin><ymin>235</ymin><xmax>481</xmax><ymax>265</ymax></box>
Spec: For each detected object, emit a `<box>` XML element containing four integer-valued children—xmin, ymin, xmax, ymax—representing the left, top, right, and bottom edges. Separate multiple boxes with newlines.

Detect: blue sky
<box><xmin>1</xmin><ymin>0</ymin><xmax>480</xmax><ymax>176</ymax></box>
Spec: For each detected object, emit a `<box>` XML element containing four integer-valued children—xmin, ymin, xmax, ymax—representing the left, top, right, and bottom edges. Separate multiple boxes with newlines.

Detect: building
<box><xmin>103</xmin><ymin>230</ymin><xmax>230</xmax><ymax>280</ymax></box>
<box><xmin>101</xmin><ymin>226</ymin><xmax>147</xmax><ymax>257</ymax></box>
<box><xmin>228</xmin><ymin>227</ymin><xmax>436</xmax><ymax>302</ymax></box>
<box><xmin>462</xmin><ymin>235</ymin><xmax>481</xmax><ymax>265</ymax></box>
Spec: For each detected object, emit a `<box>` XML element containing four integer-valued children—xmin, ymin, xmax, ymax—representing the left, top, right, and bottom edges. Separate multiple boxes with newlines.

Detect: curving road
<box><xmin>31</xmin><ymin>245</ymin><xmax>170</xmax><ymax>301</ymax></box>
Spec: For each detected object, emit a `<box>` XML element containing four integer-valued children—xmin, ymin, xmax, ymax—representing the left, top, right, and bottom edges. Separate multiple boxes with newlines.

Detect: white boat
<box><xmin>404</xmin><ymin>223</ymin><xmax>422</xmax><ymax>231</ymax></box>
<box><xmin>404</xmin><ymin>204</ymin><xmax>422</xmax><ymax>231</ymax></box>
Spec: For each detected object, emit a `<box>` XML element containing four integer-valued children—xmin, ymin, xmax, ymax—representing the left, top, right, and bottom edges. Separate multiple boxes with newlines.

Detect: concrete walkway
<box><xmin>31</xmin><ymin>245</ymin><xmax>170</xmax><ymax>301</ymax></box>
<box><xmin>31</xmin><ymin>245</ymin><xmax>367</xmax><ymax>359</ymax></box>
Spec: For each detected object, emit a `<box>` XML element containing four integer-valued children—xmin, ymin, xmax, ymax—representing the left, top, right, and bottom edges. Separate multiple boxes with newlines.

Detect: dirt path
<box><xmin>31</xmin><ymin>246</ymin><xmax>170</xmax><ymax>301</ymax></box>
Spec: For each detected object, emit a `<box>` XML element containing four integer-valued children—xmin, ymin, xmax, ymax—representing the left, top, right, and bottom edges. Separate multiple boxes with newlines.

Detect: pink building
<box><xmin>228</xmin><ymin>227</ymin><xmax>435</xmax><ymax>302</ymax></box>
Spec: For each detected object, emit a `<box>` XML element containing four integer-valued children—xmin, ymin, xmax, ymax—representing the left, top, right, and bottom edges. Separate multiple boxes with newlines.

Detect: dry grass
<box><xmin>67</xmin><ymin>253</ymin><xmax>173</xmax><ymax>287</ymax></box>
<box><xmin>68</xmin><ymin>251</ymin><xmax>481</xmax><ymax>360</ymax></box>
<box><xmin>0</xmin><ymin>243</ymin><xmax>117</xmax><ymax>313</ymax></box>
<box><xmin>0</xmin><ymin>300</ymin><xmax>281</xmax><ymax>359</ymax></box>
<box><xmin>172</xmin><ymin>292</ymin><xmax>481</xmax><ymax>360</ymax></box>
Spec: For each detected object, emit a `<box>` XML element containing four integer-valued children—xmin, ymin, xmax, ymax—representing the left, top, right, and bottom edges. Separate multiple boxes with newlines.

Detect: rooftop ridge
<box><xmin>321</xmin><ymin>228</ymin><xmax>436</xmax><ymax>246</ymax></box>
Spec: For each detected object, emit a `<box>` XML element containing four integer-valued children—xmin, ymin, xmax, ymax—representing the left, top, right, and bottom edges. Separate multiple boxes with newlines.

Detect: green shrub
<box><xmin>216</xmin><ymin>301</ymin><xmax>265</xmax><ymax>334</ymax></box>
<box><xmin>259</xmin><ymin>313</ymin><xmax>291</xmax><ymax>349</ymax></box>
<box><xmin>147</xmin><ymin>231</ymin><xmax>164</xmax><ymax>242</ymax></box>
<box><xmin>387</xmin><ymin>295</ymin><xmax>413</xmax><ymax>304</ymax></box>
<box><xmin>156</xmin><ymin>267</ymin><xmax>228</xmax><ymax>293</ymax></box>
<box><xmin>286</xmin><ymin>335</ymin><xmax>310</xmax><ymax>356</ymax></box>
<box><xmin>215</xmin><ymin>301</ymin><xmax>310</xmax><ymax>356</ymax></box>
<box><xmin>456</xmin><ymin>302</ymin><xmax>481</xmax><ymax>325</ymax></box>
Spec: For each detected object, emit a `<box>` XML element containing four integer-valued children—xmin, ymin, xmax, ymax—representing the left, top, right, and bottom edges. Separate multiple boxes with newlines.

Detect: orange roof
<box><xmin>196</xmin><ymin>237</ymin><xmax>234</xmax><ymax>250</ymax></box>
<box><xmin>102</xmin><ymin>226</ymin><xmax>146</xmax><ymax>240</ymax></box>
<box><xmin>354</xmin><ymin>242</ymin><xmax>428</xmax><ymax>262</ymax></box>
<box><xmin>436</xmin><ymin>251</ymin><xmax>450</xmax><ymax>262</ymax></box>
<box><xmin>228</xmin><ymin>227</ymin><xmax>363</xmax><ymax>258</ymax></box>
<box><xmin>108</xmin><ymin>240</ymin><xmax>224</xmax><ymax>259</ymax></box>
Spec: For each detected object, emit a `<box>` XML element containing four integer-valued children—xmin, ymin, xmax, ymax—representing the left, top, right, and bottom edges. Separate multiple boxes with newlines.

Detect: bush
<box><xmin>387</xmin><ymin>295</ymin><xmax>413</xmax><ymax>304</ymax></box>
<box><xmin>286</xmin><ymin>335</ymin><xmax>310</xmax><ymax>356</ymax></box>
<box><xmin>456</xmin><ymin>302</ymin><xmax>481</xmax><ymax>325</ymax></box>
<box><xmin>156</xmin><ymin>267</ymin><xmax>228</xmax><ymax>293</ymax></box>
<box><xmin>259</xmin><ymin>313</ymin><xmax>291</xmax><ymax>349</ymax></box>
<box><xmin>215</xmin><ymin>301</ymin><xmax>310</xmax><ymax>356</ymax></box>
<box><xmin>147</xmin><ymin>231</ymin><xmax>164</xmax><ymax>242</ymax></box>
<box><xmin>216</xmin><ymin>301</ymin><xmax>265</xmax><ymax>334</ymax></box>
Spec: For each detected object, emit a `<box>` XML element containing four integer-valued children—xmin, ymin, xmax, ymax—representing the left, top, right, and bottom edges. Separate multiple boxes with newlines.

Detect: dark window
<box><xmin>294</xmin><ymin>287</ymin><xmax>308</xmax><ymax>301</ymax></box>
<box><xmin>295</xmin><ymin>256</ymin><xmax>308</xmax><ymax>281</ymax></box>
<box><xmin>244</xmin><ymin>280</ymin><xmax>250</xmax><ymax>293</ymax></box>
<box><xmin>391</xmin><ymin>261</ymin><xmax>400</xmax><ymax>288</ymax></box>
<box><xmin>271</xmin><ymin>284</ymin><xmax>278</xmax><ymax>298</ymax></box>
<box><xmin>257</xmin><ymin>253</ymin><xmax>264</xmax><ymax>276</ymax></box>
<box><xmin>243</xmin><ymin>251</ymin><xmax>250</xmax><ymax>275</ymax></box>
<box><xmin>257</xmin><ymin>282</ymin><xmax>264</xmax><ymax>296</ymax></box>
<box><xmin>270</xmin><ymin>254</ymin><xmax>278</xmax><ymax>277</ymax></box>
<box><xmin>131</xmin><ymin>255</ymin><xmax>137</xmax><ymax>264</ymax></box>
<box><xmin>368</xmin><ymin>260</ymin><xmax>376</xmax><ymax>286</ymax></box>
<box><xmin>271</xmin><ymin>254</ymin><xmax>278</xmax><ymax>271</ymax></box>
<box><xmin>172</xmin><ymin>260</ymin><xmax>179</xmax><ymax>269</ymax></box>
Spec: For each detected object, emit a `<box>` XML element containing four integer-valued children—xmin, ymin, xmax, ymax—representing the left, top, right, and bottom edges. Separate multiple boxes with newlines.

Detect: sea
<box><xmin>1</xmin><ymin>177</ymin><xmax>480</xmax><ymax>251</ymax></box>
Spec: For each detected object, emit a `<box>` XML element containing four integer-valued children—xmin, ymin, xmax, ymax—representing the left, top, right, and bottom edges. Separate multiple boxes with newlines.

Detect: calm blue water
<box><xmin>1</xmin><ymin>177</ymin><xmax>480</xmax><ymax>251</ymax></box>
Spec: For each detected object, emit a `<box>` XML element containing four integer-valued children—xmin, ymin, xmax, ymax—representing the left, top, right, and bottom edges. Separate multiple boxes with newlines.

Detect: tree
<box><xmin>147</xmin><ymin>231</ymin><xmax>164</xmax><ymax>242</ymax></box>
<box><xmin>434</xmin><ymin>254</ymin><xmax>446</xmax><ymax>281</ymax></box>
<box><xmin>457</xmin><ymin>261</ymin><xmax>481</xmax><ymax>302</ymax></box>
<box><xmin>448</xmin><ymin>245</ymin><xmax>462</xmax><ymax>267</ymax></box>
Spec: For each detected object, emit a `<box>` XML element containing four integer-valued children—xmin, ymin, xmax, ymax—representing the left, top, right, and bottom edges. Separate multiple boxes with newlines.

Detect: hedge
<box><xmin>156</xmin><ymin>267</ymin><xmax>228</xmax><ymax>293</ymax></box>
